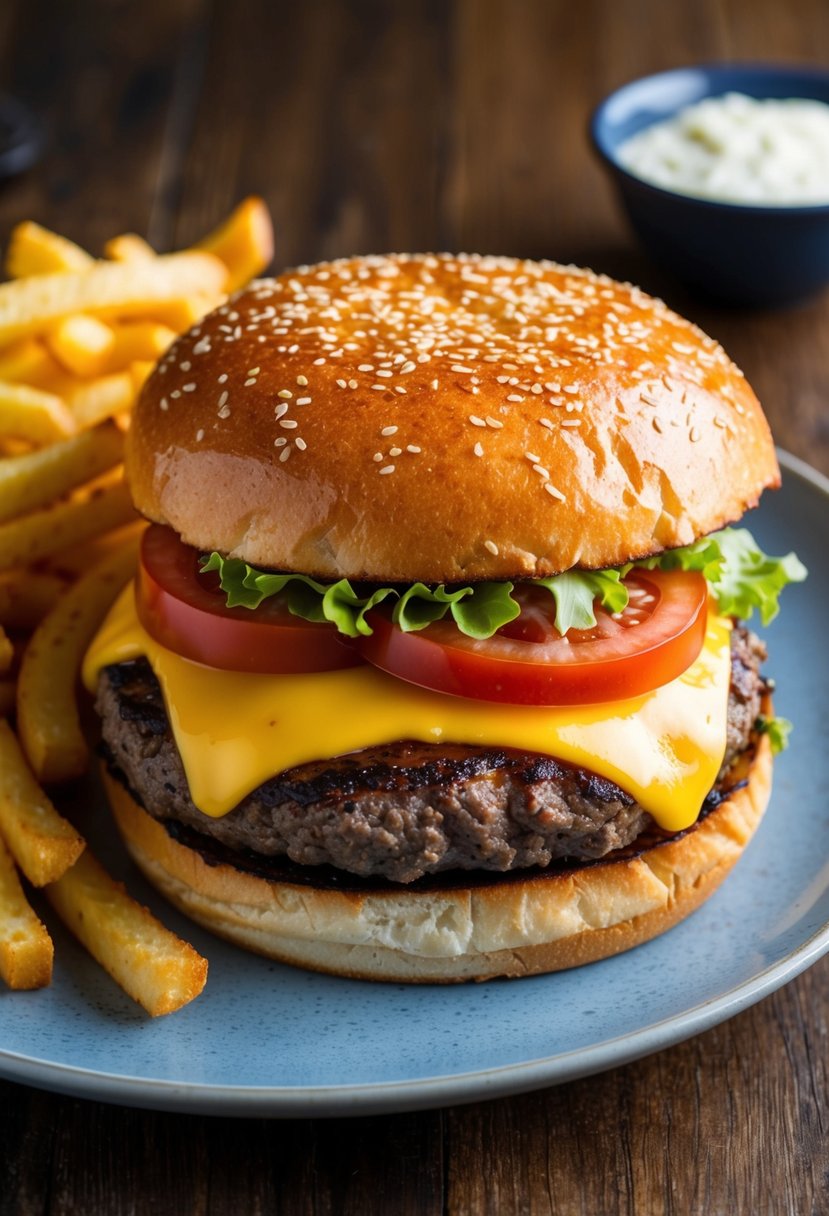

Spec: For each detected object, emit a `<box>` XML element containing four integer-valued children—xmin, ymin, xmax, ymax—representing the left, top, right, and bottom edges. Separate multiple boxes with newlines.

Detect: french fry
<box><xmin>16</xmin><ymin>536</ymin><xmax>140</xmax><ymax>782</ymax></box>
<box><xmin>0</xmin><ymin>474</ymin><xmax>135</xmax><ymax>573</ymax></box>
<box><xmin>69</xmin><ymin>371</ymin><xmax>135</xmax><ymax>429</ymax></box>
<box><xmin>103</xmin><ymin>320</ymin><xmax>176</xmax><ymax>370</ymax></box>
<box><xmin>148</xmin><ymin>294</ymin><xmax>217</xmax><ymax>331</ymax></box>
<box><xmin>0</xmin><ymin>720</ymin><xmax>84</xmax><ymax>885</ymax></box>
<box><xmin>0</xmin><ymin>571</ymin><xmax>66</xmax><ymax>629</ymax></box>
<box><xmin>0</xmin><ymin>422</ymin><xmax>123</xmax><ymax>523</ymax></box>
<box><xmin>0</xmin><ymin>681</ymin><xmax>15</xmax><ymax>716</ymax></box>
<box><xmin>48</xmin><ymin>314</ymin><xmax>115</xmax><ymax>378</ymax></box>
<box><xmin>6</xmin><ymin>222</ymin><xmax>93</xmax><ymax>278</ymax></box>
<box><xmin>0</xmin><ymin>337</ymin><xmax>63</xmax><ymax>386</ymax></box>
<box><xmin>0</xmin><ymin>833</ymin><xmax>54</xmax><ymax>989</ymax></box>
<box><xmin>0</xmin><ymin>381</ymin><xmax>76</xmax><ymax>444</ymax></box>
<box><xmin>0</xmin><ymin>251</ymin><xmax>228</xmax><ymax>345</ymax></box>
<box><xmin>196</xmin><ymin>196</ymin><xmax>274</xmax><ymax>293</ymax></box>
<box><xmin>104</xmin><ymin>233</ymin><xmax>156</xmax><ymax>263</ymax></box>
<box><xmin>129</xmin><ymin>360</ymin><xmax>155</xmax><ymax>394</ymax></box>
<box><xmin>42</xmin><ymin>519</ymin><xmax>144</xmax><ymax>581</ymax></box>
<box><xmin>45</xmin><ymin>848</ymin><xmax>208</xmax><ymax>1016</ymax></box>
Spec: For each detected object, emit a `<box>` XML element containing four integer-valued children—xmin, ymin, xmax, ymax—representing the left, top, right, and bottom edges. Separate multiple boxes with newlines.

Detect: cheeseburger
<box><xmin>83</xmin><ymin>254</ymin><xmax>805</xmax><ymax>982</ymax></box>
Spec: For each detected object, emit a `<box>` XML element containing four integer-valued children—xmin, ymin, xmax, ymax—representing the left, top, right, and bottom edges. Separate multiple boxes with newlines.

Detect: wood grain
<box><xmin>0</xmin><ymin>0</ymin><xmax>828</xmax><ymax>1212</ymax></box>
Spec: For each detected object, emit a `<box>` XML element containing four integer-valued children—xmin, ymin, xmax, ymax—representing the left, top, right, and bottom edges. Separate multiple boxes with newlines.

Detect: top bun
<box><xmin>127</xmin><ymin>254</ymin><xmax>779</xmax><ymax>581</ymax></box>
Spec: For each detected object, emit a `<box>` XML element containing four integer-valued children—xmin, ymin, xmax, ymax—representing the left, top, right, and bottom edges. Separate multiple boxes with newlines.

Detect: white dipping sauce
<box><xmin>617</xmin><ymin>92</ymin><xmax>829</xmax><ymax>206</ymax></box>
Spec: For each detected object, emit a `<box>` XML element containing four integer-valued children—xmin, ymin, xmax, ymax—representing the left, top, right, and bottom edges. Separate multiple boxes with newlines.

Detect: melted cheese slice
<box><xmin>83</xmin><ymin>585</ymin><xmax>732</xmax><ymax>833</ymax></box>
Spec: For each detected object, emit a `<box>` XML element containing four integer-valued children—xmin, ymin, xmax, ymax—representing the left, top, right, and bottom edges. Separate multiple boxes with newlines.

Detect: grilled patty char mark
<box><xmin>96</xmin><ymin>627</ymin><xmax>767</xmax><ymax>883</ymax></box>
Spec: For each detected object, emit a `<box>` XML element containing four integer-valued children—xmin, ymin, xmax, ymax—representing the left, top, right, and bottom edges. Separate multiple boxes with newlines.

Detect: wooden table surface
<box><xmin>1</xmin><ymin>1</ymin><xmax>828</xmax><ymax>1212</ymax></box>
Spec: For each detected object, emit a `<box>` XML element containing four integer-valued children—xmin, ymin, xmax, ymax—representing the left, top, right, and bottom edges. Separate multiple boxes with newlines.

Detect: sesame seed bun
<box><xmin>127</xmin><ymin>254</ymin><xmax>779</xmax><ymax>582</ymax></box>
<box><xmin>102</xmin><ymin>726</ymin><xmax>772</xmax><ymax>983</ymax></box>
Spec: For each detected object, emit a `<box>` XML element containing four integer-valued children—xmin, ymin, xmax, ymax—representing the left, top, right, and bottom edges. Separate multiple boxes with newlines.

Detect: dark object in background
<box><xmin>591</xmin><ymin>64</ymin><xmax>829</xmax><ymax>307</ymax></box>
<box><xmin>0</xmin><ymin>94</ymin><xmax>42</xmax><ymax>180</ymax></box>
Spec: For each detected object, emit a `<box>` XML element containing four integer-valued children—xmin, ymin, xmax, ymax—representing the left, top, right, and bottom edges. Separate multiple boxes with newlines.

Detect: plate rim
<box><xmin>1</xmin><ymin>448</ymin><xmax>827</xmax><ymax>1117</ymax></box>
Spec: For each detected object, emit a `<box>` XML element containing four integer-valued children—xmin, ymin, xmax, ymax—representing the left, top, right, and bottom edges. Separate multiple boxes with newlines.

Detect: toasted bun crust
<box><xmin>103</xmin><ymin>730</ymin><xmax>772</xmax><ymax>983</ymax></box>
<box><xmin>127</xmin><ymin>254</ymin><xmax>779</xmax><ymax>582</ymax></box>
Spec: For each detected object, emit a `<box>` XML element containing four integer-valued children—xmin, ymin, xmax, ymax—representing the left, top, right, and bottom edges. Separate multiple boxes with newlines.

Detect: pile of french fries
<box><xmin>0</xmin><ymin>199</ymin><xmax>273</xmax><ymax>1014</ymax></box>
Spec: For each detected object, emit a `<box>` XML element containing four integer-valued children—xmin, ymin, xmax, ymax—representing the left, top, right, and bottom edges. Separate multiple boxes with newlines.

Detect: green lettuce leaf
<box><xmin>755</xmin><ymin>714</ymin><xmax>793</xmax><ymax>754</ymax></box>
<box><xmin>702</xmin><ymin>528</ymin><xmax>807</xmax><ymax>625</ymax></box>
<box><xmin>199</xmin><ymin>526</ymin><xmax>806</xmax><ymax>641</ymax></box>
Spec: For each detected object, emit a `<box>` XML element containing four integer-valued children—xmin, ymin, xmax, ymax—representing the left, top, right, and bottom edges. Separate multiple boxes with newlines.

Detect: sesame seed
<box><xmin>218</xmin><ymin>374</ymin><xmax>228</xmax><ymax>383</ymax></box>
<box><xmin>474</xmin><ymin>442</ymin><xmax>484</xmax><ymax>457</ymax></box>
<box><xmin>296</xmin><ymin>375</ymin><xmax>308</xmax><ymax>386</ymax></box>
<box><xmin>469</xmin><ymin>415</ymin><xmax>486</xmax><ymax>427</ymax></box>
<box><xmin>296</xmin><ymin>397</ymin><xmax>312</xmax><ymax>405</ymax></box>
<box><xmin>379</xmin><ymin>464</ymin><xmax>395</xmax><ymax>475</ymax></box>
<box><xmin>560</xmin><ymin>419</ymin><xmax>581</xmax><ymax>427</ymax></box>
<box><xmin>295</xmin><ymin>437</ymin><xmax>307</xmax><ymax>450</ymax></box>
<box><xmin>358</xmin><ymin>364</ymin><xmax>374</xmax><ymax>372</ymax></box>
<box><xmin>180</xmin><ymin>361</ymin><xmax>191</xmax><ymax>371</ymax></box>
<box><xmin>381</xmin><ymin>425</ymin><xmax>398</xmax><ymax>436</ymax></box>
<box><xmin>539</xmin><ymin>418</ymin><xmax>554</xmax><ymax>430</ymax></box>
<box><xmin>279</xmin><ymin>446</ymin><xmax>291</xmax><ymax>461</ymax></box>
<box><xmin>484</xmin><ymin>540</ymin><xmax>499</xmax><ymax>555</ymax></box>
<box><xmin>336</xmin><ymin>379</ymin><xmax>347</xmax><ymax>389</ymax></box>
<box><xmin>279</xmin><ymin>419</ymin><xmax>298</xmax><ymax>429</ymax></box>
<box><xmin>451</xmin><ymin>364</ymin><xmax>475</xmax><ymax>374</ymax></box>
<box><xmin>371</xmin><ymin>384</ymin><xmax>387</xmax><ymax>391</ymax></box>
<box><xmin>195</xmin><ymin>429</ymin><xmax>205</xmax><ymax>442</ymax></box>
<box><xmin>406</xmin><ymin>445</ymin><xmax>421</xmax><ymax>453</ymax></box>
<box><xmin>689</xmin><ymin>427</ymin><xmax>700</xmax><ymax>442</ymax></box>
<box><xmin>394</xmin><ymin>385</ymin><xmax>407</xmax><ymax>395</ymax></box>
<box><xmin>533</xmin><ymin>464</ymin><xmax>550</xmax><ymax>477</ymax></box>
<box><xmin>389</xmin><ymin>447</ymin><xmax>402</xmax><ymax>456</ymax></box>
<box><xmin>218</xmin><ymin>390</ymin><xmax>229</xmax><ymax>407</ymax></box>
<box><xmin>159</xmin><ymin>398</ymin><xmax>169</xmax><ymax>411</ymax></box>
<box><xmin>373</xmin><ymin>452</ymin><xmax>383</xmax><ymax>462</ymax></box>
<box><xmin>652</xmin><ymin>417</ymin><xmax>663</xmax><ymax>433</ymax></box>
<box><xmin>275</xmin><ymin>402</ymin><xmax>289</xmax><ymax>419</ymax></box>
<box><xmin>313</xmin><ymin>357</ymin><xmax>326</xmax><ymax>365</ymax></box>
<box><xmin>348</xmin><ymin>380</ymin><xmax>358</xmax><ymax>389</ymax></box>
<box><xmin>182</xmin><ymin>383</ymin><xmax>196</xmax><ymax>392</ymax></box>
<box><xmin>376</xmin><ymin>369</ymin><xmax>393</xmax><ymax>378</ymax></box>
<box><xmin>544</xmin><ymin>483</ymin><xmax>566</xmax><ymax>501</ymax></box>
<box><xmin>171</xmin><ymin>390</ymin><xmax>181</xmax><ymax>399</ymax></box>
<box><xmin>247</xmin><ymin>367</ymin><xmax>260</xmax><ymax>376</ymax></box>
<box><xmin>525</xmin><ymin>452</ymin><xmax>541</xmax><ymax>462</ymax></box>
<box><xmin>506</xmin><ymin>394</ymin><xmax>524</xmax><ymax>403</ymax></box>
<box><xmin>486</xmin><ymin>416</ymin><xmax>503</xmax><ymax>429</ymax></box>
<box><xmin>430</xmin><ymin>379</ymin><xmax>439</xmax><ymax>390</ymax></box>
<box><xmin>274</xmin><ymin>437</ymin><xmax>287</xmax><ymax>447</ymax></box>
<box><xmin>278</xmin><ymin>389</ymin><xmax>293</xmax><ymax>400</ymax></box>
<box><xmin>401</xmin><ymin>361</ymin><xmax>416</xmax><ymax>373</ymax></box>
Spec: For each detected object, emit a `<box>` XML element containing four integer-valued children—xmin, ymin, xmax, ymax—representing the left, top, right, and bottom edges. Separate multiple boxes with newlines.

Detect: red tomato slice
<box><xmin>355</xmin><ymin>570</ymin><xmax>709</xmax><ymax>705</ymax></box>
<box><xmin>136</xmin><ymin>525</ymin><xmax>362</xmax><ymax>674</ymax></box>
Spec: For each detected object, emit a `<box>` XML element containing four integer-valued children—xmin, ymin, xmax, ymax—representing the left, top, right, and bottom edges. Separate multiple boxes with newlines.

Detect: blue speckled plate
<box><xmin>0</xmin><ymin>451</ymin><xmax>827</xmax><ymax>1117</ymax></box>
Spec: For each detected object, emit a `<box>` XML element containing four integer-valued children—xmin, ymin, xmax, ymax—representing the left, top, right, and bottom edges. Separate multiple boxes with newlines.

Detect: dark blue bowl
<box><xmin>591</xmin><ymin>64</ymin><xmax>829</xmax><ymax>306</ymax></box>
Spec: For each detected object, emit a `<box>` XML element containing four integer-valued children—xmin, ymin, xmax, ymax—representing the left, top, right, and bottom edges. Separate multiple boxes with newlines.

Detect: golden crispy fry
<box><xmin>16</xmin><ymin>535</ymin><xmax>140</xmax><ymax>782</ymax></box>
<box><xmin>0</xmin><ymin>681</ymin><xmax>15</xmax><ymax>716</ymax></box>
<box><xmin>130</xmin><ymin>360</ymin><xmax>155</xmax><ymax>394</ymax></box>
<box><xmin>0</xmin><ymin>571</ymin><xmax>66</xmax><ymax>629</ymax></box>
<box><xmin>197</xmin><ymin>196</ymin><xmax>274</xmax><ymax>293</ymax></box>
<box><xmin>147</xmin><ymin>294</ymin><xmax>218</xmax><ymax>331</ymax></box>
<box><xmin>45</xmin><ymin>849</ymin><xmax>208</xmax><ymax>1016</ymax></box>
<box><xmin>48</xmin><ymin>314</ymin><xmax>115</xmax><ymax>378</ymax></box>
<box><xmin>69</xmin><ymin>372</ymin><xmax>135</xmax><ymax>429</ymax></box>
<box><xmin>0</xmin><ymin>720</ymin><xmax>84</xmax><ymax>885</ymax></box>
<box><xmin>0</xmin><ymin>381</ymin><xmax>76</xmax><ymax>444</ymax></box>
<box><xmin>0</xmin><ymin>474</ymin><xmax>135</xmax><ymax>573</ymax></box>
<box><xmin>0</xmin><ymin>338</ymin><xmax>63</xmax><ymax>386</ymax></box>
<box><xmin>0</xmin><ymin>251</ymin><xmax>228</xmax><ymax>346</ymax></box>
<box><xmin>103</xmin><ymin>320</ymin><xmax>176</xmax><ymax>371</ymax></box>
<box><xmin>42</xmin><ymin>519</ymin><xmax>144</xmax><ymax>581</ymax></box>
<box><xmin>6</xmin><ymin>222</ymin><xmax>93</xmax><ymax>278</ymax></box>
<box><xmin>104</xmin><ymin>233</ymin><xmax>156</xmax><ymax>263</ymax></box>
<box><xmin>0</xmin><ymin>833</ymin><xmax>53</xmax><ymax>989</ymax></box>
<box><xmin>0</xmin><ymin>422</ymin><xmax>123</xmax><ymax>523</ymax></box>
<box><xmin>0</xmin><ymin>625</ymin><xmax>11</xmax><ymax>673</ymax></box>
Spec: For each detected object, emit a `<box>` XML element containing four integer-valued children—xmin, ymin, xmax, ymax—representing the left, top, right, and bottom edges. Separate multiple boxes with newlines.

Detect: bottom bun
<box><xmin>103</xmin><ymin>733</ymin><xmax>772</xmax><ymax>983</ymax></box>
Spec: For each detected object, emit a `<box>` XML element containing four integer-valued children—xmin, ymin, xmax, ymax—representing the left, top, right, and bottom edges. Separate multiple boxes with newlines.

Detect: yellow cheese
<box><xmin>83</xmin><ymin>585</ymin><xmax>732</xmax><ymax>833</ymax></box>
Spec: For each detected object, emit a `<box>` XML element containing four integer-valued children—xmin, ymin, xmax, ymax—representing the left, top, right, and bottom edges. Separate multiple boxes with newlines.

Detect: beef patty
<box><xmin>96</xmin><ymin>626</ymin><xmax>767</xmax><ymax>883</ymax></box>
